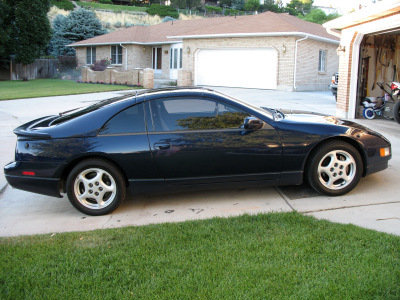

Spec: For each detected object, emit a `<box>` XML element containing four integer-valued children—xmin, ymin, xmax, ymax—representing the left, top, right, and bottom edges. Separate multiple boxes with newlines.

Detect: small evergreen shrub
<box><xmin>146</xmin><ymin>4</ymin><xmax>179</xmax><ymax>19</ymax></box>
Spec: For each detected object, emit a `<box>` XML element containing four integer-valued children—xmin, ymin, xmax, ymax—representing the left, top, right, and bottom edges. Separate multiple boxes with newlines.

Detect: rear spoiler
<box><xmin>13</xmin><ymin>116</ymin><xmax>56</xmax><ymax>139</ymax></box>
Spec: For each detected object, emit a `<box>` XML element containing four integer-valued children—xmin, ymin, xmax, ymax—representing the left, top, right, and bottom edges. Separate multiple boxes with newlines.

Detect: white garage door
<box><xmin>195</xmin><ymin>48</ymin><xmax>278</xmax><ymax>89</ymax></box>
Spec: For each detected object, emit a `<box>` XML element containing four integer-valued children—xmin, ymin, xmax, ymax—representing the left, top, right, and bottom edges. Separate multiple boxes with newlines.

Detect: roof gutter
<box><xmin>293</xmin><ymin>35</ymin><xmax>308</xmax><ymax>91</ymax></box>
<box><xmin>166</xmin><ymin>32</ymin><xmax>339</xmax><ymax>45</ymax></box>
<box><xmin>68</xmin><ymin>41</ymin><xmax>182</xmax><ymax>47</ymax></box>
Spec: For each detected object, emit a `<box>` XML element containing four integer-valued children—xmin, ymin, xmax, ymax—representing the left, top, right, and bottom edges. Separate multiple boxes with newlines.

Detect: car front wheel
<box><xmin>307</xmin><ymin>141</ymin><xmax>363</xmax><ymax>196</ymax></box>
<box><xmin>66</xmin><ymin>159</ymin><xmax>126</xmax><ymax>215</ymax></box>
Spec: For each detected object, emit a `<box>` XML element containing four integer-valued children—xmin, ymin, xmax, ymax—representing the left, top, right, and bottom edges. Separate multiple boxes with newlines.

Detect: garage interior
<box><xmin>356</xmin><ymin>29</ymin><xmax>400</xmax><ymax>119</ymax></box>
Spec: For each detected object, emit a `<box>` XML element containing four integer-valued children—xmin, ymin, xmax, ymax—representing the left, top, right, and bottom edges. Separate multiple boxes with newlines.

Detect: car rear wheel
<box><xmin>66</xmin><ymin>159</ymin><xmax>126</xmax><ymax>215</ymax></box>
<box><xmin>307</xmin><ymin>141</ymin><xmax>363</xmax><ymax>196</ymax></box>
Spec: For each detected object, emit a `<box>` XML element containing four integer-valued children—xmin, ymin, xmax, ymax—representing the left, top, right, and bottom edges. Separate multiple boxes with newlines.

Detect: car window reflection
<box><xmin>149</xmin><ymin>98</ymin><xmax>250</xmax><ymax>131</ymax></box>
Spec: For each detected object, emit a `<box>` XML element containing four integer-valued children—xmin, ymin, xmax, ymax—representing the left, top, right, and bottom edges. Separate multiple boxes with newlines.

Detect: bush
<box><xmin>99</xmin><ymin>0</ymin><xmax>113</xmax><ymax>3</ymax></box>
<box><xmin>205</xmin><ymin>5</ymin><xmax>222</xmax><ymax>13</ymax></box>
<box><xmin>224</xmin><ymin>8</ymin><xmax>240</xmax><ymax>15</ymax></box>
<box><xmin>50</xmin><ymin>0</ymin><xmax>74</xmax><ymax>11</ymax></box>
<box><xmin>114</xmin><ymin>21</ymin><xmax>122</xmax><ymax>28</ymax></box>
<box><xmin>147</xmin><ymin>4</ymin><xmax>179</xmax><ymax>19</ymax></box>
<box><xmin>58</xmin><ymin>56</ymin><xmax>77</xmax><ymax>73</ymax></box>
<box><xmin>90</xmin><ymin>59</ymin><xmax>110</xmax><ymax>71</ymax></box>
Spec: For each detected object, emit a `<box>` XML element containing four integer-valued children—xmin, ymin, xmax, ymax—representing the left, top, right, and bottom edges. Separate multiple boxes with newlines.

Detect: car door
<box><xmin>146</xmin><ymin>96</ymin><xmax>282</xmax><ymax>184</ymax></box>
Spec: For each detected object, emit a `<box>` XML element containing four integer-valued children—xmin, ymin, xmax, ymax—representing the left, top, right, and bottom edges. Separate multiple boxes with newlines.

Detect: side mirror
<box><xmin>244</xmin><ymin>116</ymin><xmax>263</xmax><ymax>130</ymax></box>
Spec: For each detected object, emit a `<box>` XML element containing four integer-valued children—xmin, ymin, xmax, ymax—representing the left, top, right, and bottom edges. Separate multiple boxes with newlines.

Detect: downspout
<box><xmin>120</xmin><ymin>43</ymin><xmax>128</xmax><ymax>70</ymax></box>
<box><xmin>293</xmin><ymin>35</ymin><xmax>308</xmax><ymax>91</ymax></box>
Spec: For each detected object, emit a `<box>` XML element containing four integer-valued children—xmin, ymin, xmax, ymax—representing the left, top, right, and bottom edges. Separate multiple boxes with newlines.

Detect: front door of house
<box><xmin>169</xmin><ymin>43</ymin><xmax>182</xmax><ymax>80</ymax></box>
<box><xmin>152</xmin><ymin>47</ymin><xmax>162</xmax><ymax>74</ymax></box>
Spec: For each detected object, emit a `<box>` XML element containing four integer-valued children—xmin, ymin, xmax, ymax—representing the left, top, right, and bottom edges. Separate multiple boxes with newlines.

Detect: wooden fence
<box><xmin>9</xmin><ymin>58</ymin><xmax>58</xmax><ymax>80</ymax></box>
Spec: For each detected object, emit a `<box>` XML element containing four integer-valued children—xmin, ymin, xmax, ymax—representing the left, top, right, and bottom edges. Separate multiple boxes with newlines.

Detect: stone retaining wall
<box><xmin>81</xmin><ymin>67</ymin><xmax>154</xmax><ymax>89</ymax></box>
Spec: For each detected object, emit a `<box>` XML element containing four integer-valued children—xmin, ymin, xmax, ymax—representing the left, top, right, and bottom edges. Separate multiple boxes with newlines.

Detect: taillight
<box><xmin>22</xmin><ymin>171</ymin><xmax>35</xmax><ymax>176</ymax></box>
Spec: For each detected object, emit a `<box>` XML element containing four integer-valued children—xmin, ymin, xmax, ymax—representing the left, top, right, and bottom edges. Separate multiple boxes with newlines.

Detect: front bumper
<box><xmin>4</xmin><ymin>161</ymin><xmax>62</xmax><ymax>197</ymax></box>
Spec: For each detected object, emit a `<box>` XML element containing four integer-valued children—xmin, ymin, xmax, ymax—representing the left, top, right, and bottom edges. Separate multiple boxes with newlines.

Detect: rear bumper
<box><xmin>4</xmin><ymin>162</ymin><xmax>62</xmax><ymax>197</ymax></box>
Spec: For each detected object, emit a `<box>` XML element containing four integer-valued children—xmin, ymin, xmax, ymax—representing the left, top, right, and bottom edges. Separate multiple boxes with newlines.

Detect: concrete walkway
<box><xmin>0</xmin><ymin>88</ymin><xmax>399</xmax><ymax>237</ymax></box>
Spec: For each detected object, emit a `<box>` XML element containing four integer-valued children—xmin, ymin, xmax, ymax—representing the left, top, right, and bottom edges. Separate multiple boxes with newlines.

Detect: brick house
<box><xmin>323</xmin><ymin>1</ymin><xmax>400</xmax><ymax>119</ymax></box>
<box><xmin>69</xmin><ymin>11</ymin><xmax>339</xmax><ymax>91</ymax></box>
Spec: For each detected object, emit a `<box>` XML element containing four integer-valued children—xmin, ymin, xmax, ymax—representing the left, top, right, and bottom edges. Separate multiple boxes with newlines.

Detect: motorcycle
<box><xmin>361</xmin><ymin>81</ymin><xmax>400</xmax><ymax>124</ymax></box>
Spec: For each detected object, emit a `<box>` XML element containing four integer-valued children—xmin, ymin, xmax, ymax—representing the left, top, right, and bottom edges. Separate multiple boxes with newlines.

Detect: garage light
<box><xmin>379</xmin><ymin>147</ymin><xmax>390</xmax><ymax>157</ymax></box>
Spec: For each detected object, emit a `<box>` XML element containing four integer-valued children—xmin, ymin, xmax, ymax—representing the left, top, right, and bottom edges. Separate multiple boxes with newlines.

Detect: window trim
<box><xmin>111</xmin><ymin>45</ymin><xmax>123</xmax><ymax>65</ymax></box>
<box><xmin>86</xmin><ymin>46</ymin><xmax>96</xmax><ymax>65</ymax></box>
<box><xmin>318</xmin><ymin>49</ymin><xmax>327</xmax><ymax>73</ymax></box>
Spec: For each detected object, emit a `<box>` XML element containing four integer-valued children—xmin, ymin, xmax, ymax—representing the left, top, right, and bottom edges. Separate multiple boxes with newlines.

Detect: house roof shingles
<box><xmin>69</xmin><ymin>11</ymin><xmax>339</xmax><ymax>47</ymax></box>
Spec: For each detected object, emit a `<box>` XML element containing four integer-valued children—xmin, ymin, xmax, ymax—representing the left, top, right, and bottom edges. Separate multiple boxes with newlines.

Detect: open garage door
<box><xmin>195</xmin><ymin>48</ymin><xmax>278</xmax><ymax>89</ymax></box>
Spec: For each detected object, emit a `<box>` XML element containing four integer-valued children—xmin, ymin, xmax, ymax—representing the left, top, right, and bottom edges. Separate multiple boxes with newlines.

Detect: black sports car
<box><xmin>4</xmin><ymin>88</ymin><xmax>391</xmax><ymax>215</ymax></box>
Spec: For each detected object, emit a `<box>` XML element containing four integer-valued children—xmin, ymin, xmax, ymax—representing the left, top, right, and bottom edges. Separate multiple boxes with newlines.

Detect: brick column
<box><xmin>142</xmin><ymin>68</ymin><xmax>154</xmax><ymax>89</ymax></box>
<box><xmin>177</xmin><ymin>70</ymin><xmax>193</xmax><ymax>86</ymax></box>
<box><xmin>336</xmin><ymin>32</ymin><xmax>358</xmax><ymax>118</ymax></box>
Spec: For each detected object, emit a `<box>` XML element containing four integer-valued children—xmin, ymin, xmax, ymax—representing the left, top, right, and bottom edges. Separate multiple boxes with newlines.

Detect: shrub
<box><xmin>50</xmin><ymin>0</ymin><xmax>74</xmax><ymax>11</ymax></box>
<box><xmin>146</xmin><ymin>4</ymin><xmax>179</xmax><ymax>19</ymax></box>
<box><xmin>205</xmin><ymin>5</ymin><xmax>222</xmax><ymax>13</ymax></box>
<box><xmin>58</xmin><ymin>56</ymin><xmax>77</xmax><ymax>73</ymax></box>
<box><xmin>99</xmin><ymin>0</ymin><xmax>113</xmax><ymax>4</ymax></box>
<box><xmin>224</xmin><ymin>8</ymin><xmax>240</xmax><ymax>15</ymax></box>
<box><xmin>90</xmin><ymin>59</ymin><xmax>109</xmax><ymax>71</ymax></box>
<box><xmin>244</xmin><ymin>0</ymin><xmax>259</xmax><ymax>11</ymax></box>
<box><xmin>114</xmin><ymin>21</ymin><xmax>122</xmax><ymax>28</ymax></box>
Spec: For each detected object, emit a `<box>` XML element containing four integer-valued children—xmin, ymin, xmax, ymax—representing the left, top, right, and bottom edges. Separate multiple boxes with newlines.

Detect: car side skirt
<box><xmin>128</xmin><ymin>171</ymin><xmax>303</xmax><ymax>194</ymax></box>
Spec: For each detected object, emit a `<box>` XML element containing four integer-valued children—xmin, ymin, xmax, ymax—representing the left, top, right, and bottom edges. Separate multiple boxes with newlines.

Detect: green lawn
<box><xmin>1</xmin><ymin>213</ymin><xmax>399</xmax><ymax>299</ymax></box>
<box><xmin>76</xmin><ymin>1</ymin><xmax>148</xmax><ymax>12</ymax></box>
<box><xmin>0</xmin><ymin>79</ymin><xmax>135</xmax><ymax>100</ymax></box>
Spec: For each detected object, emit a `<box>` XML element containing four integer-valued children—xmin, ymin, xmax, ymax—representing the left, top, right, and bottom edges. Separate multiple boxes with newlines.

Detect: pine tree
<box><xmin>12</xmin><ymin>0</ymin><xmax>51</xmax><ymax>65</ymax></box>
<box><xmin>49</xmin><ymin>15</ymin><xmax>75</xmax><ymax>57</ymax></box>
<box><xmin>63</xmin><ymin>8</ymin><xmax>106</xmax><ymax>44</ymax></box>
<box><xmin>49</xmin><ymin>8</ymin><xmax>106</xmax><ymax>57</ymax></box>
<box><xmin>1</xmin><ymin>0</ymin><xmax>51</xmax><ymax>65</ymax></box>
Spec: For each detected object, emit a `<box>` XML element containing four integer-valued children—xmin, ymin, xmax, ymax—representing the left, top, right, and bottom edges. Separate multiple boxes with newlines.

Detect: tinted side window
<box><xmin>148</xmin><ymin>98</ymin><xmax>250</xmax><ymax>131</ymax></box>
<box><xmin>100</xmin><ymin>103</ymin><xmax>145</xmax><ymax>134</ymax></box>
<box><xmin>216</xmin><ymin>102</ymin><xmax>250</xmax><ymax>129</ymax></box>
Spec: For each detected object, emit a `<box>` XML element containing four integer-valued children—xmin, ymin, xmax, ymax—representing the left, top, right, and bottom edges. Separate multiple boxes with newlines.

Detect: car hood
<box><xmin>279</xmin><ymin>109</ymin><xmax>388</xmax><ymax>140</ymax></box>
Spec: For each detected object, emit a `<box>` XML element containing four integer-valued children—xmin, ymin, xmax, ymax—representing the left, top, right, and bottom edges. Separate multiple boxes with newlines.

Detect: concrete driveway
<box><xmin>0</xmin><ymin>88</ymin><xmax>399</xmax><ymax>237</ymax></box>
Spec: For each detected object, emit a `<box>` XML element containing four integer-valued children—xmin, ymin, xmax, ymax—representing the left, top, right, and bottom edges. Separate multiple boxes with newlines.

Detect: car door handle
<box><xmin>154</xmin><ymin>143</ymin><xmax>170</xmax><ymax>150</ymax></box>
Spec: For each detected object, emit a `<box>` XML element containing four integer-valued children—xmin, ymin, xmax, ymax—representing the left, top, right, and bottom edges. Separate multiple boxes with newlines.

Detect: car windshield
<box><xmin>51</xmin><ymin>94</ymin><xmax>136</xmax><ymax>125</ymax></box>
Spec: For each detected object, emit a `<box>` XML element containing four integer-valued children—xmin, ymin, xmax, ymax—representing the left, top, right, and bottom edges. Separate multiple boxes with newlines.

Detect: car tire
<box><xmin>394</xmin><ymin>101</ymin><xmax>400</xmax><ymax>124</ymax></box>
<box><xmin>307</xmin><ymin>141</ymin><xmax>363</xmax><ymax>196</ymax></box>
<box><xmin>66</xmin><ymin>159</ymin><xmax>126</xmax><ymax>216</ymax></box>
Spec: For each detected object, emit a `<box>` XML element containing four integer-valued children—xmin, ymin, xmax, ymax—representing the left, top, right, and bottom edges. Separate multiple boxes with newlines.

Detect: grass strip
<box><xmin>0</xmin><ymin>79</ymin><xmax>136</xmax><ymax>100</ymax></box>
<box><xmin>76</xmin><ymin>1</ymin><xmax>148</xmax><ymax>12</ymax></box>
<box><xmin>1</xmin><ymin>212</ymin><xmax>399</xmax><ymax>299</ymax></box>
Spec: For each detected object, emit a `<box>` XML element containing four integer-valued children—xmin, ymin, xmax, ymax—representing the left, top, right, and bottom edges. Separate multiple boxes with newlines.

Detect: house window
<box><xmin>86</xmin><ymin>47</ymin><xmax>96</xmax><ymax>65</ymax></box>
<box><xmin>318</xmin><ymin>50</ymin><xmax>327</xmax><ymax>72</ymax></box>
<box><xmin>111</xmin><ymin>45</ymin><xmax>123</xmax><ymax>65</ymax></box>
